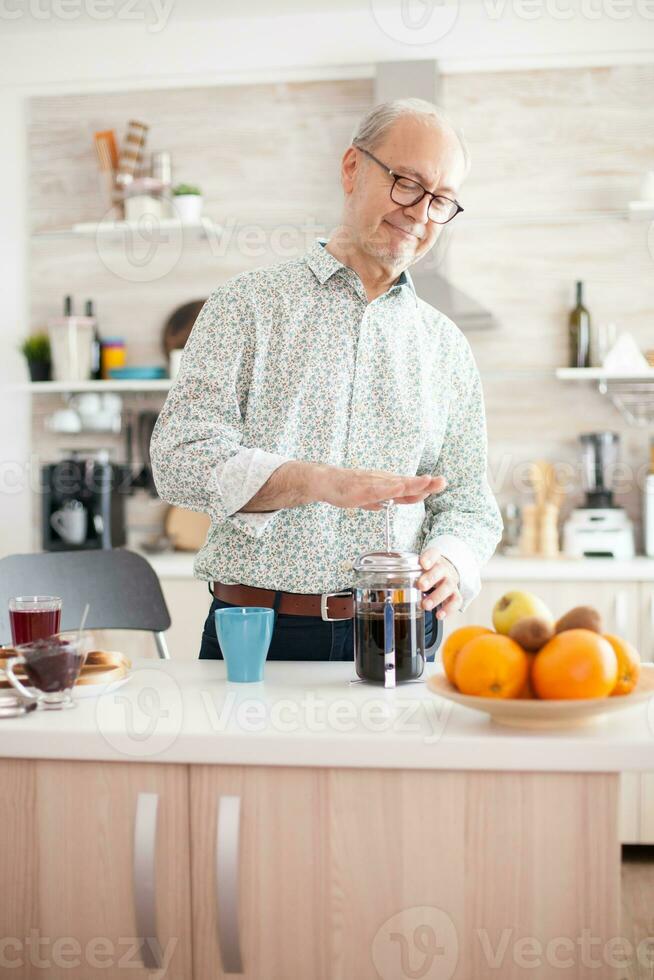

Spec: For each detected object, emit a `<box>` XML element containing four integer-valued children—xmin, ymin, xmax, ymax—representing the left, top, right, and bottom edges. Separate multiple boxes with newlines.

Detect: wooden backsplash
<box><xmin>28</xmin><ymin>65</ymin><xmax>654</xmax><ymax>547</ymax></box>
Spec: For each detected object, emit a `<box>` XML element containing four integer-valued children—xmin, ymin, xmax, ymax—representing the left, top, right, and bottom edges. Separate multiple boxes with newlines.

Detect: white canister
<box><xmin>48</xmin><ymin>316</ymin><xmax>94</xmax><ymax>382</ymax></box>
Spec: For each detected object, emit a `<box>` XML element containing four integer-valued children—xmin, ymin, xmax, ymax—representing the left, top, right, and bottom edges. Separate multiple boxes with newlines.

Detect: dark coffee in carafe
<box><xmin>355</xmin><ymin>602</ymin><xmax>425</xmax><ymax>683</ymax></box>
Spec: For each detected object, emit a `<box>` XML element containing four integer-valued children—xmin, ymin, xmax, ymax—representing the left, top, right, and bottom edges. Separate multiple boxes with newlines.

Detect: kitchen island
<box><xmin>1</xmin><ymin>659</ymin><xmax>651</xmax><ymax>979</ymax></box>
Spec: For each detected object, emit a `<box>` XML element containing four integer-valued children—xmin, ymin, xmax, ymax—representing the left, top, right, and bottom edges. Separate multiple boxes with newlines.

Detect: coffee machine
<box><xmin>562</xmin><ymin>432</ymin><xmax>635</xmax><ymax>559</ymax></box>
<box><xmin>42</xmin><ymin>452</ymin><xmax>129</xmax><ymax>551</ymax></box>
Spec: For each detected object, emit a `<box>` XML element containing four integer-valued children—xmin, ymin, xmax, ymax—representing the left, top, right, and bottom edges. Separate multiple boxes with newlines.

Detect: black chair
<box><xmin>0</xmin><ymin>549</ymin><xmax>171</xmax><ymax>659</ymax></box>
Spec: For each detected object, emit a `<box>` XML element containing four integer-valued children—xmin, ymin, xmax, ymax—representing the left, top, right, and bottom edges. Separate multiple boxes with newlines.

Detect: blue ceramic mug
<box><xmin>214</xmin><ymin>607</ymin><xmax>275</xmax><ymax>682</ymax></box>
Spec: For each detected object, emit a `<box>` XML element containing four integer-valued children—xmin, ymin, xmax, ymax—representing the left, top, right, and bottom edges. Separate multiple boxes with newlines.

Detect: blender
<box><xmin>562</xmin><ymin>433</ymin><xmax>635</xmax><ymax>559</ymax></box>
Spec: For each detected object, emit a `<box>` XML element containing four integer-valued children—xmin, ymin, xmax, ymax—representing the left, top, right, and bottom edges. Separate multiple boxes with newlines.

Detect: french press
<box><xmin>351</xmin><ymin>501</ymin><xmax>443</xmax><ymax>687</ymax></box>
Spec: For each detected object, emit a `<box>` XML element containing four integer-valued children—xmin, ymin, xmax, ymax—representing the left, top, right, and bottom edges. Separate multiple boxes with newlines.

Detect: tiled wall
<box><xmin>28</xmin><ymin>65</ymin><xmax>654</xmax><ymax>549</ymax></box>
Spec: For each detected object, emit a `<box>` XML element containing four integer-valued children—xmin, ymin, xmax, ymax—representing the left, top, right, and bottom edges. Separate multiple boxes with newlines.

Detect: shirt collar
<box><xmin>305</xmin><ymin>238</ymin><xmax>418</xmax><ymax>307</ymax></box>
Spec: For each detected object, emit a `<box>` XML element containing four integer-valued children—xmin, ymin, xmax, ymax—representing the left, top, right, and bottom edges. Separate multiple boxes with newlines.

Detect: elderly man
<box><xmin>151</xmin><ymin>97</ymin><xmax>502</xmax><ymax>662</ymax></box>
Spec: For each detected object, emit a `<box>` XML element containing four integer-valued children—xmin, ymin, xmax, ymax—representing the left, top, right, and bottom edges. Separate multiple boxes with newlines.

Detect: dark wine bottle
<box><xmin>569</xmin><ymin>280</ymin><xmax>591</xmax><ymax>369</ymax></box>
<box><xmin>85</xmin><ymin>299</ymin><xmax>102</xmax><ymax>381</ymax></box>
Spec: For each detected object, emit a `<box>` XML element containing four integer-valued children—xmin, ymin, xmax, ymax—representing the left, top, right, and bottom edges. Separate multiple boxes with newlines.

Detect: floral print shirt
<box><xmin>150</xmin><ymin>238</ymin><xmax>502</xmax><ymax>609</ymax></box>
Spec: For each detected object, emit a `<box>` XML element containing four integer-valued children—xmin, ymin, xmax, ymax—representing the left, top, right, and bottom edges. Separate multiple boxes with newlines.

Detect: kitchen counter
<box><xmin>483</xmin><ymin>554</ymin><xmax>654</xmax><ymax>580</ymax></box>
<box><xmin>145</xmin><ymin>549</ymin><xmax>654</xmax><ymax>581</ymax></box>
<box><xmin>2</xmin><ymin>659</ymin><xmax>653</xmax><ymax>771</ymax></box>
<box><xmin>2</xmin><ymin>659</ymin><xmax>636</xmax><ymax>976</ymax></box>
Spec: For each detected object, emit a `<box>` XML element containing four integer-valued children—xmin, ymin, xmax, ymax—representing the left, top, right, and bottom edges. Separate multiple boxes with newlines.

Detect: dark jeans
<box><xmin>199</xmin><ymin>592</ymin><xmax>441</xmax><ymax>662</ymax></box>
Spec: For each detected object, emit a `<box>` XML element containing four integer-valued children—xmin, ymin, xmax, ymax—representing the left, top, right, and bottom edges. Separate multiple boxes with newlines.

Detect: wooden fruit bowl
<box><xmin>426</xmin><ymin>664</ymin><xmax>654</xmax><ymax>729</ymax></box>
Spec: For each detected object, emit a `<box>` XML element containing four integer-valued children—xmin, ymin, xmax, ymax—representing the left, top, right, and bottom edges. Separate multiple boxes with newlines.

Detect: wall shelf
<box><xmin>15</xmin><ymin>379</ymin><xmax>172</xmax><ymax>394</ymax></box>
<box><xmin>556</xmin><ymin>367</ymin><xmax>654</xmax><ymax>426</ymax></box>
<box><xmin>32</xmin><ymin>216</ymin><xmax>222</xmax><ymax>242</ymax></box>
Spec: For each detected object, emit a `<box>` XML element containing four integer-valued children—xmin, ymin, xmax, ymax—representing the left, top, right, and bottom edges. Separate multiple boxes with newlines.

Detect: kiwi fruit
<box><xmin>508</xmin><ymin>617</ymin><xmax>554</xmax><ymax>653</ymax></box>
<box><xmin>555</xmin><ymin>606</ymin><xmax>603</xmax><ymax>635</ymax></box>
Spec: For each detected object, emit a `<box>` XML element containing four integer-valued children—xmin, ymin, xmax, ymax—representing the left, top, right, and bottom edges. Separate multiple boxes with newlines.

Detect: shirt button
<box><xmin>341</xmin><ymin>560</ymin><xmax>353</xmax><ymax>572</ymax></box>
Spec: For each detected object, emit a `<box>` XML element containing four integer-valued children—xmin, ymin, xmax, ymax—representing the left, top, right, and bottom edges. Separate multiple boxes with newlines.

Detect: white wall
<box><xmin>1</xmin><ymin>1</ymin><xmax>653</xmax><ymax>555</ymax></box>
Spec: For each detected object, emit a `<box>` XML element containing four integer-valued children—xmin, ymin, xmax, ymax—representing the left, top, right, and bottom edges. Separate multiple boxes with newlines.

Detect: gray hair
<box><xmin>351</xmin><ymin>97</ymin><xmax>470</xmax><ymax>179</ymax></box>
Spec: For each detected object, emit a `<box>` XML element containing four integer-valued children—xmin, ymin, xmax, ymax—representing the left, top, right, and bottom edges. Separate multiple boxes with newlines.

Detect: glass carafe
<box><xmin>352</xmin><ymin>551</ymin><xmax>428</xmax><ymax>687</ymax></box>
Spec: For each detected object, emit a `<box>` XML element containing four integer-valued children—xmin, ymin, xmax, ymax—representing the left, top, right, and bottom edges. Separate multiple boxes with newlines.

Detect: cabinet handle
<box><xmin>649</xmin><ymin>593</ymin><xmax>654</xmax><ymax>663</ymax></box>
<box><xmin>216</xmin><ymin>795</ymin><xmax>243</xmax><ymax>974</ymax></box>
<box><xmin>613</xmin><ymin>591</ymin><xmax>628</xmax><ymax>637</ymax></box>
<box><xmin>133</xmin><ymin>792</ymin><xmax>162</xmax><ymax>970</ymax></box>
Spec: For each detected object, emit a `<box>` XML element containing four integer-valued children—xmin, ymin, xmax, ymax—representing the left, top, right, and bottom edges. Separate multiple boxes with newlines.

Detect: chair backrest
<box><xmin>0</xmin><ymin>549</ymin><xmax>171</xmax><ymax>645</ymax></box>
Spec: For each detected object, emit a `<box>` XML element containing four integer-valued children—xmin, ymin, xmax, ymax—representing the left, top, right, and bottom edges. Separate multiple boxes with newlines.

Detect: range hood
<box><xmin>374</xmin><ymin>60</ymin><xmax>497</xmax><ymax>331</ymax></box>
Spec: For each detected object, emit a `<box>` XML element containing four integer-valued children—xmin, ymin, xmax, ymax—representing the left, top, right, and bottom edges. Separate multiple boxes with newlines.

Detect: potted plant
<box><xmin>172</xmin><ymin>183</ymin><xmax>203</xmax><ymax>224</ymax></box>
<box><xmin>20</xmin><ymin>332</ymin><xmax>52</xmax><ymax>382</ymax></box>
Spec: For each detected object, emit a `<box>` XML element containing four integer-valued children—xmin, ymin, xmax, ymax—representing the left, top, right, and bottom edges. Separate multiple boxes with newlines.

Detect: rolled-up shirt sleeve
<box><xmin>150</xmin><ymin>281</ymin><xmax>291</xmax><ymax>538</ymax></box>
<box><xmin>420</xmin><ymin>334</ymin><xmax>503</xmax><ymax>610</ymax></box>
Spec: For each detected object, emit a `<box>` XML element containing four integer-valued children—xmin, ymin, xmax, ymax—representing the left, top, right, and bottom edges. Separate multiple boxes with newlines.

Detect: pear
<box><xmin>492</xmin><ymin>590</ymin><xmax>554</xmax><ymax>636</ymax></box>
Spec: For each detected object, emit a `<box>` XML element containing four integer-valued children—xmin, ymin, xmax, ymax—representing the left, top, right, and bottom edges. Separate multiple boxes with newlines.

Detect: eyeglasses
<box><xmin>354</xmin><ymin>144</ymin><xmax>464</xmax><ymax>225</ymax></box>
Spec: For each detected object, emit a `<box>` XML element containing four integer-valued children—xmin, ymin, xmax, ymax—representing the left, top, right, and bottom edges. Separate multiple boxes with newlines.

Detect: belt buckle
<box><xmin>320</xmin><ymin>590</ymin><xmax>352</xmax><ymax>622</ymax></box>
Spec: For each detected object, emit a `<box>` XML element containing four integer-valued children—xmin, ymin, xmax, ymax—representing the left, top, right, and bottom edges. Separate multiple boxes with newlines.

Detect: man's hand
<box><xmin>240</xmin><ymin>460</ymin><xmax>446</xmax><ymax>517</ymax></box>
<box><xmin>417</xmin><ymin>548</ymin><xmax>462</xmax><ymax>619</ymax></box>
<box><xmin>312</xmin><ymin>464</ymin><xmax>447</xmax><ymax>511</ymax></box>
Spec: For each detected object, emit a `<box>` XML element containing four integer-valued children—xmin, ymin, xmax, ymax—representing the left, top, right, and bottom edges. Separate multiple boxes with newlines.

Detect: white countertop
<box><xmin>2</xmin><ymin>660</ymin><xmax>654</xmax><ymax>772</ymax></box>
<box><xmin>144</xmin><ymin>551</ymin><xmax>654</xmax><ymax>582</ymax></box>
<box><xmin>482</xmin><ymin>555</ymin><xmax>654</xmax><ymax>581</ymax></box>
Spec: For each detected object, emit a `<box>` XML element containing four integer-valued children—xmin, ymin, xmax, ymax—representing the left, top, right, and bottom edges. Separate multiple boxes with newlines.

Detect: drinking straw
<box><xmin>78</xmin><ymin>603</ymin><xmax>90</xmax><ymax>641</ymax></box>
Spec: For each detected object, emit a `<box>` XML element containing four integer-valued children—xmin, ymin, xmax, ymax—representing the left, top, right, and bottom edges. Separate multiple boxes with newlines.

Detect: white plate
<box><xmin>73</xmin><ymin>674</ymin><xmax>132</xmax><ymax>699</ymax></box>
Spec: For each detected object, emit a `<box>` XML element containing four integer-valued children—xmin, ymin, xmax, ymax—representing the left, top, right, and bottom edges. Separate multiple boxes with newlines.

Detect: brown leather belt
<box><xmin>213</xmin><ymin>582</ymin><xmax>354</xmax><ymax>621</ymax></box>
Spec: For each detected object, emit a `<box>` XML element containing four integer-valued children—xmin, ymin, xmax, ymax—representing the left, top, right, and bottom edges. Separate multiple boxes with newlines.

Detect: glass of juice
<box><xmin>9</xmin><ymin>596</ymin><xmax>62</xmax><ymax>646</ymax></box>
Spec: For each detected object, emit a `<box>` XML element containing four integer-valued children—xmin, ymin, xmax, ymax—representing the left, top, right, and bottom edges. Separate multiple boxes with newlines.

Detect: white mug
<box><xmin>50</xmin><ymin>502</ymin><xmax>87</xmax><ymax>545</ymax></box>
<box><xmin>45</xmin><ymin>408</ymin><xmax>82</xmax><ymax>434</ymax></box>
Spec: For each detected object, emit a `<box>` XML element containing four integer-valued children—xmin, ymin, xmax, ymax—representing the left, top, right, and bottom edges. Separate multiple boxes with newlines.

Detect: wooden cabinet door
<box><xmin>635</xmin><ymin>584</ymin><xmax>654</xmax><ymax>843</ymax></box>
<box><xmin>0</xmin><ymin>758</ymin><xmax>192</xmax><ymax>980</ymax></box>
<box><xmin>190</xmin><ymin>765</ymin><xmax>330</xmax><ymax>980</ymax></box>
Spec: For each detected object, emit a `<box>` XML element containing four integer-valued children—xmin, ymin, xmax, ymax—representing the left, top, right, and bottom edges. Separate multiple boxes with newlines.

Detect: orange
<box><xmin>441</xmin><ymin>625</ymin><xmax>493</xmax><ymax>685</ymax></box>
<box><xmin>517</xmin><ymin>656</ymin><xmax>536</xmax><ymax>699</ymax></box>
<box><xmin>454</xmin><ymin>633</ymin><xmax>529</xmax><ymax>699</ymax></box>
<box><xmin>603</xmin><ymin>634</ymin><xmax>641</xmax><ymax>696</ymax></box>
<box><xmin>532</xmin><ymin>629</ymin><xmax>618</xmax><ymax>700</ymax></box>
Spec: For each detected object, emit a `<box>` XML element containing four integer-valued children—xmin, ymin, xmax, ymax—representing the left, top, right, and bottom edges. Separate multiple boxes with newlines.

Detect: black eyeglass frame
<box><xmin>354</xmin><ymin>144</ymin><xmax>464</xmax><ymax>225</ymax></box>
